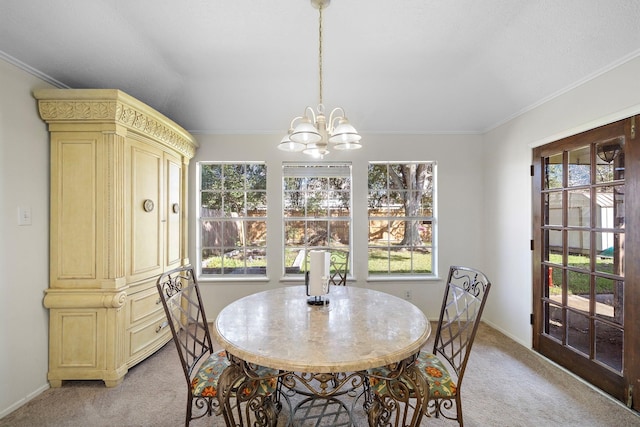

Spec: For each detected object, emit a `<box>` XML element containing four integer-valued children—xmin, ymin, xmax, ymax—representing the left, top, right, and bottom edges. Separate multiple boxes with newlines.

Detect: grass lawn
<box><xmin>548</xmin><ymin>253</ymin><xmax>618</xmax><ymax>295</ymax></box>
<box><xmin>368</xmin><ymin>248</ymin><xmax>432</xmax><ymax>274</ymax></box>
<box><xmin>234</xmin><ymin>247</ymin><xmax>433</xmax><ymax>275</ymax></box>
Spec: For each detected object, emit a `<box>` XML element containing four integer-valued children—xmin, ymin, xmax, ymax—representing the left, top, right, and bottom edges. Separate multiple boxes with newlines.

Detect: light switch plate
<box><xmin>18</xmin><ymin>206</ymin><xmax>32</xmax><ymax>226</ymax></box>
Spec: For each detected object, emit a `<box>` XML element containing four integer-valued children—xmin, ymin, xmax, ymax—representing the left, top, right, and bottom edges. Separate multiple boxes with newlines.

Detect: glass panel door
<box><xmin>533</xmin><ymin>116</ymin><xmax>638</xmax><ymax>408</ymax></box>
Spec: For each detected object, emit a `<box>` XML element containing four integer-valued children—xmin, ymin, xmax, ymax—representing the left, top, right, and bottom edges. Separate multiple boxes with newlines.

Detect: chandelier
<box><xmin>278</xmin><ymin>0</ymin><xmax>362</xmax><ymax>158</ymax></box>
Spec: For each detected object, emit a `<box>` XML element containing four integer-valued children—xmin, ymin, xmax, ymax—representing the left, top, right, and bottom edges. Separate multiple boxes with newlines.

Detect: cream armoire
<box><xmin>35</xmin><ymin>89</ymin><xmax>198</xmax><ymax>387</ymax></box>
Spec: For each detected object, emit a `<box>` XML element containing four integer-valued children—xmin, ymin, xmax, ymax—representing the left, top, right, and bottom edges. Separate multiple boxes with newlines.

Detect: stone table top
<box><xmin>212</xmin><ymin>285</ymin><xmax>431</xmax><ymax>373</ymax></box>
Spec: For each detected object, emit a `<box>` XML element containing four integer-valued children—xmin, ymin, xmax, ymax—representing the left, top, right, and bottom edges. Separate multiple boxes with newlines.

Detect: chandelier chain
<box><xmin>318</xmin><ymin>5</ymin><xmax>323</xmax><ymax>106</ymax></box>
<box><xmin>278</xmin><ymin>0</ymin><xmax>362</xmax><ymax>157</ymax></box>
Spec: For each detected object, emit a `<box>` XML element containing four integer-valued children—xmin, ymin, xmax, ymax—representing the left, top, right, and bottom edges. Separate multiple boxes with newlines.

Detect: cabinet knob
<box><xmin>172</xmin><ymin>203</ymin><xmax>180</xmax><ymax>214</ymax></box>
<box><xmin>143</xmin><ymin>199</ymin><xmax>154</xmax><ymax>212</ymax></box>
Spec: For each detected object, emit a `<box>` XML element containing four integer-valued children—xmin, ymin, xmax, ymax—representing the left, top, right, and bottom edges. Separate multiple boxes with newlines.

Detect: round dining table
<box><xmin>212</xmin><ymin>285</ymin><xmax>431</xmax><ymax>373</ymax></box>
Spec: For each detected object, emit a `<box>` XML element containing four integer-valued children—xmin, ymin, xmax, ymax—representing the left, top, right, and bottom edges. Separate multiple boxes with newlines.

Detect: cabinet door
<box><xmin>129</xmin><ymin>140</ymin><xmax>163</xmax><ymax>281</ymax></box>
<box><xmin>165</xmin><ymin>152</ymin><xmax>182</xmax><ymax>269</ymax></box>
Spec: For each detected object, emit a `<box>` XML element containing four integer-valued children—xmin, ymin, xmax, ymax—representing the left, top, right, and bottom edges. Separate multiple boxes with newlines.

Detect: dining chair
<box><xmin>156</xmin><ymin>265</ymin><xmax>280</xmax><ymax>427</ymax></box>
<box><xmin>367</xmin><ymin>265</ymin><xmax>491</xmax><ymax>427</ymax></box>
<box><xmin>328</xmin><ymin>249</ymin><xmax>349</xmax><ymax>286</ymax></box>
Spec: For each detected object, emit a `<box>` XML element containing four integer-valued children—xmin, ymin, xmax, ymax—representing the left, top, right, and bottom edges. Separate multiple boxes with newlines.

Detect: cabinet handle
<box><xmin>156</xmin><ymin>321</ymin><xmax>169</xmax><ymax>333</ymax></box>
<box><xmin>172</xmin><ymin>203</ymin><xmax>180</xmax><ymax>214</ymax></box>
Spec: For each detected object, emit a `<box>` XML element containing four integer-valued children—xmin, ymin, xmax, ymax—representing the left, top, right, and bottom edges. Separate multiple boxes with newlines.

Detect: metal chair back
<box><xmin>430</xmin><ymin>265</ymin><xmax>491</xmax><ymax>426</ymax></box>
<box><xmin>328</xmin><ymin>249</ymin><xmax>349</xmax><ymax>286</ymax></box>
<box><xmin>157</xmin><ymin>266</ymin><xmax>213</xmax><ymax>379</ymax></box>
<box><xmin>157</xmin><ymin>266</ymin><xmax>217</xmax><ymax>425</ymax></box>
<box><xmin>433</xmin><ymin>266</ymin><xmax>491</xmax><ymax>378</ymax></box>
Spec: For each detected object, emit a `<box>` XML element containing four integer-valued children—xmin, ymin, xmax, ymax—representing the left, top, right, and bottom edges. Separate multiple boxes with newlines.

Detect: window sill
<box><xmin>197</xmin><ymin>275</ymin><xmax>270</xmax><ymax>284</ymax></box>
<box><xmin>366</xmin><ymin>275</ymin><xmax>441</xmax><ymax>283</ymax></box>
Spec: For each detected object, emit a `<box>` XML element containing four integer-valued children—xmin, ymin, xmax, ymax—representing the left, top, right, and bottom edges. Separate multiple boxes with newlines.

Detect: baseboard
<box><xmin>0</xmin><ymin>383</ymin><xmax>50</xmax><ymax>419</ymax></box>
<box><xmin>481</xmin><ymin>319</ymin><xmax>530</xmax><ymax>348</ymax></box>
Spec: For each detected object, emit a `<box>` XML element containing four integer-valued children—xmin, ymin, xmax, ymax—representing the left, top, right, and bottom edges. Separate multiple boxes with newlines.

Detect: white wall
<box><xmin>190</xmin><ymin>133</ymin><xmax>486</xmax><ymax>321</ymax></box>
<box><xmin>0</xmin><ymin>59</ymin><xmax>53</xmax><ymax>416</ymax></box>
<box><xmin>482</xmin><ymin>54</ymin><xmax>640</xmax><ymax>346</ymax></box>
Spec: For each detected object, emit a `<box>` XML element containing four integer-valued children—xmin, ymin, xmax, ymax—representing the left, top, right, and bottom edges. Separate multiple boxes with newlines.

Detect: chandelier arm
<box><xmin>306</xmin><ymin>106</ymin><xmax>317</xmax><ymax>121</ymax></box>
<box><xmin>289</xmin><ymin>116</ymin><xmax>304</xmax><ymax>130</ymax></box>
<box><xmin>304</xmin><ymin>106</ymin><xmax>317</xmax><ymax>123</ymax></box>
<box><xmin>328</xmin><ymin>107</ymin><xmax>346</xmax><ymax>129</ymax></box>
<box><xmin>289</xmin><ymin>107</ymin><xmax>317</xmax><ymax>129</ymax></box>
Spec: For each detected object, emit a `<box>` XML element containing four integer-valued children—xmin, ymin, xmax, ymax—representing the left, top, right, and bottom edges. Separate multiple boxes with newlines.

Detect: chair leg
<box><xmin>185</xmin><ymin>394</ymin><xmax>192</xmax><ymax>427</ymax></box>
<box><xmin>429</xmin><ymin>397</ymin><xmax>465</xmax><ymax>424</ymax></box>
<box><xmin>217</xmin><ymin>365</ymin><xmax>280</xmax><ymax>427</ymax></box>
<box><xmin>456</xmin><ymin>394</ymin><xmax>463</xmax><ymax>427</ymax></box>
<box><xmin>366</xmin><ymin>369</ymin><xmax>429</xmax><ymax>427</ymax></box>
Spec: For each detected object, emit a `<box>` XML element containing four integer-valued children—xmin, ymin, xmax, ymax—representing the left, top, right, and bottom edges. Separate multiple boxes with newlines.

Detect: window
<box><xmin>198</xmin><ymin>163</ymin><xmax>267</xmax><ymax>276</ymax></box>
<box><xmin>368</xmin><ymin>162</ymin><xmax>435</xmax><ymax>276</ymax></box>
<box><xmin>283</xmin><ymin>162</ymin><xmax>352</xmax><ymax>277</ymax></box>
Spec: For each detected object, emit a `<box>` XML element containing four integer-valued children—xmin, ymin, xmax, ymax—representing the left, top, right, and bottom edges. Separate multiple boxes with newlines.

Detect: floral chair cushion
<box><xmin>191</xmin><ymin>350</ymin><xmax>279</xmax><ymax>398</ymax></box>
<box><xmin>415</xmin><ymin>352</ymin><xmax>457</xmax><ymax>398</ymax></box>
<box><xmin>368</xmin><ymin>352</ymin><xmax>457</xmax><ymax>399</ymax></box>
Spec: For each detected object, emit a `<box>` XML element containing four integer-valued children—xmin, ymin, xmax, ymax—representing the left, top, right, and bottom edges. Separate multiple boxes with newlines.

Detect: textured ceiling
<box><xmin>1</xmin><ymin>0</ymin><xmax>640</xmax><ymax>135</ymax></box>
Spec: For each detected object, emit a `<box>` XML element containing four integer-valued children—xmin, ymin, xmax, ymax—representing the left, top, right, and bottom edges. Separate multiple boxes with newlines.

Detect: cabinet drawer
<box><xmin>128</xmin><ymin>312</ymin><xmax>172</xmax><ymax>359</ymax></box>
<box><xmin>129</xmin><ymin>283</ymin><xmax>163</xmax><ymax>324</ymax></box>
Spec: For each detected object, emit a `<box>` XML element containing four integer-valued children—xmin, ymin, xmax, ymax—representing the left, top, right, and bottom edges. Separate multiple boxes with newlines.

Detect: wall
<box><xmin>190</xmin><ymin>133</ymin><xmax>486</xmax><ymax>321</ymax></box>
<box><xmin>482</xmin><ymin>54</ymin><xmax>640</xmax><ymax>346</ymax></box>
<box><xmin>0</xmin><ymin>59</ymin><xmax>53</xmax><ymax>416</ymax></box>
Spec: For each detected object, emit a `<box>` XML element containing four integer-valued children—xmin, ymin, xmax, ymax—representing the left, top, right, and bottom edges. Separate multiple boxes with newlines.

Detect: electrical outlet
<box><xmin>404</xmin><ymin>290</ymin><xmax>412</xmax><ymax>300</ymax></box>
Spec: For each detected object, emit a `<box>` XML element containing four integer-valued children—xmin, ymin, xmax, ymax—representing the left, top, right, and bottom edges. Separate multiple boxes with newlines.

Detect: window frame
<box><xmin>197</xmin><ymin>161</ymin><xmax>268</xmax><ymax>279</ymax></box>
<box><xmin>367</xmin><ymin>161</ymin><xmax>437</xmax><ymax>279</ymax></box>
<box><xmin>282</xmin><ymin>162</ymin><xmax>353</xmax><ymax>279</ymax></box>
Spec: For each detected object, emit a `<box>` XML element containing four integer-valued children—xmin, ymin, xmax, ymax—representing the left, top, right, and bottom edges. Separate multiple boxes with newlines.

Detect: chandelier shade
<box><xmin>329</xmin><ymin>117</ymin><xmax>362</xmax><ymax>144</ymax></box>
<box><xmin>334</xmin><ymin>141</ymin><xmax>363</xmax><ymax>150</ymax></box>
<box><xmin>289</xmin><ymin>111</ymin><xmax>322</xmax><ymax>144</ymax></box>
<box><xmin>277</xmin><ymin>134</ymin><xmax>305</xmax><ymax>152</ymax></box>
<box><xmin>278</xmin><ymin>0</ymin><xmax>362</xmax><ymax>158</ymax></box>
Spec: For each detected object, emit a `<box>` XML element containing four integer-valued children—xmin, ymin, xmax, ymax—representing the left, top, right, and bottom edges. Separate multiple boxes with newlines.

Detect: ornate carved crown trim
<box><xmin>34</xmin><ymin>89</ymin><xmax>197</xmax><ymax>158</ymax></box>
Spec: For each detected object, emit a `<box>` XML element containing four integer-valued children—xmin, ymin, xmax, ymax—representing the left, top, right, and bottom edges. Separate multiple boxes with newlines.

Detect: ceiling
<box><xmin>2</xmin><ymin>0</ymin><xmax>640</xmax><ymax>135</ymax></box>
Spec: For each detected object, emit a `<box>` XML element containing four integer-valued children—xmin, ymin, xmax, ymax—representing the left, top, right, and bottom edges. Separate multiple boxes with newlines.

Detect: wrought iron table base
<box><xmin>217</xmin><ymin>353</ymin><xmax>428</xmax><ymax>427</ymax></box>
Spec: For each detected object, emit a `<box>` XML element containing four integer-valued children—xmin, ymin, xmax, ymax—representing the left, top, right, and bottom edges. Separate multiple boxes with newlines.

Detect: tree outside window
<box><xmin>368</xmin><ymin>162</ymin><xmax>435</xmax><ymax>276</ymax></box>
<box><xmin>199</xmin><ymin>162</ymin><xmax>267</xmax><ymax>276</ymax></box>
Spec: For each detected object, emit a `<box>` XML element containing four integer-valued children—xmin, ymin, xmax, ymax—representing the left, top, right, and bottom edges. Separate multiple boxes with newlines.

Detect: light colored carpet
<box><xmin>1</xmin><ymin>323</ymin><xmax>638</xmax><ymax>427</ymax></box>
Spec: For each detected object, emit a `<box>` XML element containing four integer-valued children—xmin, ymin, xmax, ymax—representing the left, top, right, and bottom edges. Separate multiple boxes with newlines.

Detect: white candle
<box><xmin>309</xmin><ymin>250</ymin><xmax>330</xmax><ymax>296</ymax></box>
